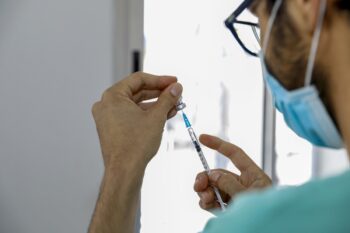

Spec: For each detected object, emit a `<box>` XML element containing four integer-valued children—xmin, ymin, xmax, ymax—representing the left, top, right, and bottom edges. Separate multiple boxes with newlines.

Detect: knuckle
<box><xmin>203</xmin><ymin>190</ymin><xmax>214</xmax><ymax>203</ymax></box>
<box><xmin>221</xmin><ymin>180</ymin><xmax>231</xmax><ymax>191</ymax></box>
<box><xmin>199</xmin><ymin>200</ymin><xmax>203</xmax><ymax>209</ymax></box>
<box><xmin>139</xmin><ymin>91</ymin><xmax>146</xmax><ymax>101</ymax></box>
<box><xmin>133</xmin><ymin>71</ymin><xmax>144</xmax><ymax>77</ymax></box>
<box><xmin>229</xmin><ymin>146</ymin><xmax>243</xmax><ymax>159</ymax></box>
<box><xmin>200</xmin><ymin>200</ymin><xmax>213</xmax><ymax>210</ymax></box>
<box><xmin>199</xmin><ymin>200</ymin><xmax>206</xmax><ymax>210</ymax></box>
<box><xmin>161</xmin><ymin>93</ymin><xmax>173</xmax><ymax>103</ymax></box>
<box><xmin>91</xmin><ymin>102</ymin><xmax>101</xmax><ymax>116</ymax></box>
<box><xmin>219</xmin><ymin>176</ymin><xmax>231</xmax><ymax>190</ymax></box>
<box><xmin>132</xmin><ymin>72</ymin><xmax>146</xmax><ymax>86</ymax></box>
<box><xmin>198</xmin><ymin>192</ymin><xmax>204</xmax><ymax>199</ymax></box>
<box><xmin>208</xmin><ymin>189</ymin><xmax>215</xmax><ymax>200</ymax></box>
<box><xmin>227</xmin><ymin>143</ymin><xmax>237</xmax><ymax>152</ymax></box>
<box><xmin>233</xmin><ymin>143</ymin><xmax>245</xmax><ymax>155</ymax></box>
<box><xmin>237</xmin><ymin>147</ymin><xmax>245</xmax><ymax>155</ymax></box>
<box><xmin>101</xmin><ymin>90</ymin><xmax>113</xmax><ymax>101</ymax></box>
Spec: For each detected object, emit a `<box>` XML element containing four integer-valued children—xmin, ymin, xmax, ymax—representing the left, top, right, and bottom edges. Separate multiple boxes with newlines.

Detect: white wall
<box><xmin>0</xmin><ymin>1</ymin><xmax>115</xmax><ymax>232</ymax></box>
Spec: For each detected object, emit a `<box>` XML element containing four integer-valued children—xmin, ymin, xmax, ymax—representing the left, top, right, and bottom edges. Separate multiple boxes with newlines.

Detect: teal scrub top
<box><xmin>203</xmin><ymin>170</ymin><xmax>350</xmax><ymax>233</ymax></box>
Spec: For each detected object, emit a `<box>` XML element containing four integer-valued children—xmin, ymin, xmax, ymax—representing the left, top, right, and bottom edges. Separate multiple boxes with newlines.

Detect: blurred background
<box><xmin>0</xmin><ymin>0</ymin><xmax>348</xmax><ymax>233</ymax></box>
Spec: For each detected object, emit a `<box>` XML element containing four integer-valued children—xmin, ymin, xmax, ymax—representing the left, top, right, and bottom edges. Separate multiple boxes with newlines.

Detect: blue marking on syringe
<box><xmin>182</xmin><ymin>112</ymin><xmax>191</xmax><ymax>128</ymax></box>
<box><xmin>182</xmin><ymin>112</ymin><xmax>202</xmax><ymax>153</ymax></box>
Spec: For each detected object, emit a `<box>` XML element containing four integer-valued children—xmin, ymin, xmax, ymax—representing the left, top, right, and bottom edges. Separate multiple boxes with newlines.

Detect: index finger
<box><xmin>199</xmin><ymin>134</ymin><xmax>258</xmax><ymax>172</ymax></box>
<box><xmin>113</xmin><ymin>72</ymin><xmax>177</xmax><ymax>98</ymax></box>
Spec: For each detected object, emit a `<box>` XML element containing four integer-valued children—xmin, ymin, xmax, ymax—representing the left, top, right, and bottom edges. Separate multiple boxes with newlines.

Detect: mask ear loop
<box><xmin>260</xmin><ymin>0</ymin><xmax>283</xmax><ymax>106</ymax></box>
<box><xmin>260</xmin><ymin>0</ymin><xmax>283</xmax><ymax>95</ymax></box>
<box><xmin>304</xmin><ymin>0</ymin><xmax>327</xmax><ymax>86</ymax></box>
<box><xmin>262</xmin><ymin>0</ymin><xmax>283</xmax><ymax>54</ymax></box>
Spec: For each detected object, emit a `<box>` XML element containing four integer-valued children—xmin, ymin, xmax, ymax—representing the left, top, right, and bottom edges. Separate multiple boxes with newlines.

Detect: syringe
<box><xmin>181</xmin><ymin>111</ymin><xmax>227</xmax><ymax>211</ymax></box>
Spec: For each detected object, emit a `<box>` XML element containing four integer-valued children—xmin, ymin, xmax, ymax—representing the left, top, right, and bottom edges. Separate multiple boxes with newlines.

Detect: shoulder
<box><xmin>203</xmin><ymin>170</ymin><xmax>350</xmax><ymax>233</ymax></box>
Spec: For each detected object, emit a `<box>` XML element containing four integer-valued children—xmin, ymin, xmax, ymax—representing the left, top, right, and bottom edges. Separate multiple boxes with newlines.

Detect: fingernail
<box><xmin>210</xmin><ymin>171</ymin><xmax>222</xmax><ymax>183</ymax></box>
<box><xmin>170</xmin><ymin>83</ymin><xmax>182</xmax><ymax>97</ymax></box>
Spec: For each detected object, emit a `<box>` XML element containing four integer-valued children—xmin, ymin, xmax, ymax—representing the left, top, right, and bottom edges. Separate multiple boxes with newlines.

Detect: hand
<box><xmin>92</xmin><ymin>72</ymin><xmax>183</xmax><ymax>170</ymax></box>
<box><xmin>194</xmin><ymin>134</ymin><xmax>272</xmax><ymax>211</ymax></box>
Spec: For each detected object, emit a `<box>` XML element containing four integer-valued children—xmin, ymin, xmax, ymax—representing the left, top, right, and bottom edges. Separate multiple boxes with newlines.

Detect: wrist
<box><xmin>104</xmin><ymin>155</ymin><xmax>146</xmax><ymax>189</ymax></box>
<box><xmin>105</xmin><ymin>147</ymin><xmax>149</xmax><ymax>171</ymax></box>
<box><xmin>102</xmin><ymin>159</ymin><xmax>146</xmax><ymax>212</ymax></box>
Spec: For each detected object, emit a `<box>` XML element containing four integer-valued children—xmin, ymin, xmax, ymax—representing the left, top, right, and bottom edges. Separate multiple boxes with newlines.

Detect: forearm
<box><xmin>88</xmin><ymin>162</ymin><xmax>145</xmax><ymax>233</ymax></box>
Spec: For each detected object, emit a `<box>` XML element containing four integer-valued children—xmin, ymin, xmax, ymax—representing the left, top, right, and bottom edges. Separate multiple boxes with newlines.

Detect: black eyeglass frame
<box><xmin>225</xmin><ymin>0</ymin><xmax>260</xmax><ymax>57</ymax></box>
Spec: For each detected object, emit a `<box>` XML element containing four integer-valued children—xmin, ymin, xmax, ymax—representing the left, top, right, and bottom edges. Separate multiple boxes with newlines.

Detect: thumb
<box><xmin>152</xmin><ymin>83</ymin><xmax>183</xmax><ymax>118</ymax></box>
<box><xmin>209</xmin><ymin>171</ymin><xmax>245</xmax><ymax>197</ymax></box>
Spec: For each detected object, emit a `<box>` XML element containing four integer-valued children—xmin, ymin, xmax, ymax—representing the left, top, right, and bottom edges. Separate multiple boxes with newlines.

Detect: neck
<box><xmin>326</xmin><ymin>19</ymin><xmax>350</xmax><ymax>154</ymax></box>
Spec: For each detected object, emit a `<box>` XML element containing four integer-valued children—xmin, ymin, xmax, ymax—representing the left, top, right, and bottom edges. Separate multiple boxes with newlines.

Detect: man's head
<box><xmin>250</xmin><ymin>0</ymin><xmax>350</xmax><ymax>131</ymax></box>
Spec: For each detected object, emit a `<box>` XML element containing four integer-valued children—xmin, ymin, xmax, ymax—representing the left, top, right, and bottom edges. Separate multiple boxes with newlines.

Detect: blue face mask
<box><xmin>261</xmin><ymin>0</ymin><xmax>343</xmax><ymax>149</ymax></box>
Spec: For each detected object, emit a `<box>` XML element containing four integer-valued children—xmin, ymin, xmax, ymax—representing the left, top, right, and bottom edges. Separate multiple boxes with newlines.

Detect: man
<box><xmin>88</xmin><ymin>0</ymin><xmax>350</xmax><ymax>232</ymax></box>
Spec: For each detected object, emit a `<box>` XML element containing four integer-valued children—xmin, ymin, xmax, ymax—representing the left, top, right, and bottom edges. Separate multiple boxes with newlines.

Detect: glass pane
<box><xmin>142</xmin><ymin>0</ymin><xmax>263</xmax><ymax>232</ymax></box>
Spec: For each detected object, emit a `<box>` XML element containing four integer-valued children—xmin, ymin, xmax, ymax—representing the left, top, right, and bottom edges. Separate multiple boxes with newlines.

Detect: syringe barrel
<box><xmin>198</xmin><ymin>150</ymin><xmax>211</xmax><ymax>172</ymax></box>
<box><xmin>187</xmin><ymin>128</ymin><xmax>196</xmax><ymax>139</ymax></box>
<box><xmin>187</xmin><ymin>128</ymin><xmax>211</xmax><ymax>172</ymax></box>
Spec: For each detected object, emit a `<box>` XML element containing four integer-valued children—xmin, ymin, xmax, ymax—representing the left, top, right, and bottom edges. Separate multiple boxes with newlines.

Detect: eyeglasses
<box><xmin>225</xmin><ymin>0</ymin><xmax>260</xmax><ymax>57</ymax></box>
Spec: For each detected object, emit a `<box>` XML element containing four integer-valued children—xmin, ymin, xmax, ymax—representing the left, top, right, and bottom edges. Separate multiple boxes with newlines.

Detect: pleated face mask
<box><xmin>260</xmin><ymin>0</ymin><xmax>343</xmax><ymax>149</ymax></box>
